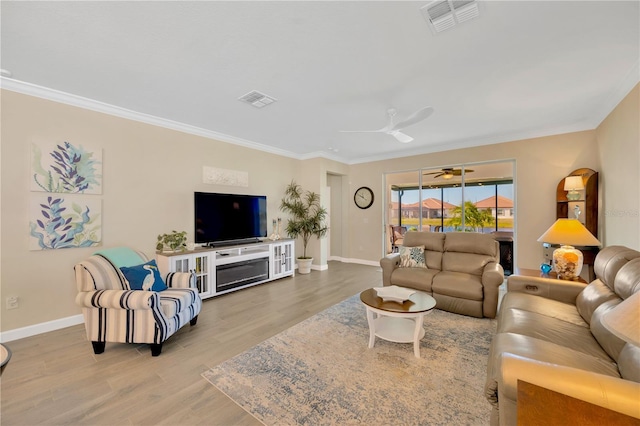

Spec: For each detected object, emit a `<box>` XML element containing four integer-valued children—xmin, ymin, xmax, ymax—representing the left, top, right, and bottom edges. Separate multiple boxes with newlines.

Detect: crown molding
<box><xmin>590</xmin><ymin>59</ymin><xmax>640</xmax><ymax>127</ymax></box>
<box><xmin>2</xmin><ymin>71</ymin><xmax>635</xmax><ymax>166</ymax></box>
<box><xmin>0</xmin><ymin>77</ymin><xmax>302</xmax><ymax>160</ymax></box>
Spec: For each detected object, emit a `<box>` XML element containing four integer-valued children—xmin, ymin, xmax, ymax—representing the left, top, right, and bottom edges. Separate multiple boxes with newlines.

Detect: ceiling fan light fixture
<box><xmin>442</xmin><ymin>172</ymin><xmax>454</xmax><ymax>179</ymax></box>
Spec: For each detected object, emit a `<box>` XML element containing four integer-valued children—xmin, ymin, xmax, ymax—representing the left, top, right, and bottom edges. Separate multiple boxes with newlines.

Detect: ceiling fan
<box><xmin>423</xmin><ymin>168</ymin><xmax>474</xmax><ymax>180</ymax></box>
<box><xmin>339</xmin><ymin>106</ymin><xmax>434</xmax><ymax>143</ymax></box>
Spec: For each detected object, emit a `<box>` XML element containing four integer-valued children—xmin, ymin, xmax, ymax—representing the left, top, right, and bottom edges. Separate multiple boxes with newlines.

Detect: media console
<box><xmin>156</xmin><ymin>239</ymin><xmax>295</xmax><ymax>299</ymax></box>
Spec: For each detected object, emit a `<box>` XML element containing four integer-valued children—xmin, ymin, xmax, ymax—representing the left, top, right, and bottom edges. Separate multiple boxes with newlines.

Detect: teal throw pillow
<box><xmin>120</xmin><ymin>260</ymin><xmax>167</xmax><ymax>292</ymax></box>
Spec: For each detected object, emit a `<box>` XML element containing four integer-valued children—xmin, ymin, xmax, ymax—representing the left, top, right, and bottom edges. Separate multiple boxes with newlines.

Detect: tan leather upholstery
<box><xmin>485</xmin><ymin>246</ymin><xmax>640</xmax><ymax>425</ymax></box>
<box><xmin>497</xmin><ymin>353</ymin><xmax>640</xmax><ymax>424</ymax></box>
<box><xmin>507</xmin><ymin>275</ymin><xmax>587</xmax><ymax>304</ymax></box>
<box><xmin>379</xmin><ymin>231</ymin><xmax>504</xmax><ymax>318</ymax></box>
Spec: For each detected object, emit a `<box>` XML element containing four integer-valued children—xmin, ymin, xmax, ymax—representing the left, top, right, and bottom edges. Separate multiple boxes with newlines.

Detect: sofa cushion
<box><xmin>488</xmin><ymin>332</ymin><xmax>620</xmax><ymax>379</ymax></box>
<box><xmin>593</xmin><ymin>246</ymin><xmax>640</xmax><ymax>290</ymax></box>
<box><xmin>613</xmin><ymin>258</ymin><xmax>640</xmax><ymax>299</ymax></box>
<box><xmin>618</xmin><ymin>344</ymin><xmax>640</xmax><ymax>382</ymax></box>
<box><xmin>403</xmin><ymin>232</ymin><xmax>445</xmax><ymax>269</ymax></box>
<box><xmin>497</xmin><ymin>307</ymin><xmax>612</xmax><ymax>361</ymax></box>
<box><xmin>576</xmin><ymin>280</ymin><xmax>619</xmax><ymax>325</ymax></box>
<box><xmin>485</xmin><ymin>333</ymin><xmax>622</xmax><ymax>410</ymax></box>
<box><xmin>444</xmin><ymin>232</ymin><xmax>498</xmax><ymax>257</ymax></box>
<box><xmin>433</xmin><ymin>293</ymin><xmax>483</xmax><ymax>318</ymax></box>
<box><xmin>398</xmin><ymin>245</ymin><xmax>427</xmax><ymax>268</ymax></box>
<box><xmin>499</xmin><ymin>292</ymin><xmax>587</xmax><ymax>327</ymax></box>
<box><xmin>590</xmin><ymin>299</ymin><xmax>628</xmax><ymax>362</ymax></box>
<box><xmin>442</xmin><ymin>252</ymin><xmax>495</xmax><ymax>276</ymax></box>
<box><xmin>403</xmin><ymin>231</ymin><xmax>445</xmax><ymax>252</ymax></box>
<box><xmin>432</xmin><ymin>271</ymin><xmax>483</xmax><ymax>300</ymax></box>
<box><xmin>390</xmin><ymin>267</ymin><xmax>438</xmax><ymax>293</ymax></box>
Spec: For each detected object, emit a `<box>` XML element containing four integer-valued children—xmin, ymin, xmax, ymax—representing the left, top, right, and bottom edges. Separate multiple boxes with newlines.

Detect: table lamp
<box><xmin>564</xmin><ymin>175</ymin><xmax>584</xmax><ymax>201</ymax></box>
<box><xmin>537</xmin><ymin>219</ymin><xmax>601</xmax><ymax>280</ymax></box>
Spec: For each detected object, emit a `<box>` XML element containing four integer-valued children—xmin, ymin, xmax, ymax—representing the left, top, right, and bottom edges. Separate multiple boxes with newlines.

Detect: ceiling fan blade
<box><xmin>392</xmin><ymin>106</ymin><xmax>434</xmax><ymax>130</ymax></box>
<box><xmin>389</xmin><ymin>131</ymin><xmax>413</xmax><ymax>143</ymax></box>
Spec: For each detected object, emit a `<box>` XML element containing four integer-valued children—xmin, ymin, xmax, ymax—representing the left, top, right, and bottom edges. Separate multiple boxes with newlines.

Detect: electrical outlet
<box><xmin>6</xmin><ymin>296</ymin><xmax>19</xmax><ymax>310</ymax></box>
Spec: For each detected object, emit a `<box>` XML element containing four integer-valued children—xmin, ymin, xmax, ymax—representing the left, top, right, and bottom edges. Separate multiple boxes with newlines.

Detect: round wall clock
<box><xmin>354</xmin><ymin>186</ymin><xmax>374</xmax><ymax>209</ymax></box>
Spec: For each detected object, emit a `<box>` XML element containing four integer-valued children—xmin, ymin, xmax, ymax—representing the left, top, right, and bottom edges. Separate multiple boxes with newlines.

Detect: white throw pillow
<box><xmin>398</xmin><ymin>246</ymin><xmax>427</xmax><ymax>269</ymax></box>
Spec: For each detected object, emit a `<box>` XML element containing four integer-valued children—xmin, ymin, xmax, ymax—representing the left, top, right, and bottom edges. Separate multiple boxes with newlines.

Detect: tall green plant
<box><xmin>280</xmin><ymin>181</ymin><xmax>328</xmax><ymax>259</ymax></box>
<box><xmin>447</xmin><ymin>201</ymin><xmax>495</xmax><ymax>232</ymax></box>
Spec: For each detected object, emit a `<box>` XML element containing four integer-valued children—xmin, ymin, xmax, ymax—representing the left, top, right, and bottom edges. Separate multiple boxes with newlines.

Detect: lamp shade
<box><xmin>563</xmin><ymin>175</ymin><xmax>584</xmax><ymax>191</ymax></box>
<box><xmin>537</xmin><ymin>219</ymin><xmax>600</xmax><ymax>247</ymax></box>
<box><xmin>601</xmin><ymin>291</ymin><xmax>640</xmax><ymax>346</ymax></box>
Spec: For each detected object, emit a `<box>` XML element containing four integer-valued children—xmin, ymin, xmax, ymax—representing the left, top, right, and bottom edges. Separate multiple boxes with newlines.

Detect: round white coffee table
<box><xmin>360</xmin><ymin>287</ymin><xmax>436</xmax><ymax>358</ymax></box>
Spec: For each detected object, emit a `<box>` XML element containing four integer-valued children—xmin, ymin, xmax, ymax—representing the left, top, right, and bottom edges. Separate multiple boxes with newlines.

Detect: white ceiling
<box><xmin>2</xmin><ymin>1</ymin><xmax>638</xmax><ymax>164</ymax></box>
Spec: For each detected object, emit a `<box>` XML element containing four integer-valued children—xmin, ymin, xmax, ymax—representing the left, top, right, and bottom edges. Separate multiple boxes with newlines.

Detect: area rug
<box><xmin>202</xmin><ymin>294</ymin><xmax>496</xmax><ymax>425</ymax></box>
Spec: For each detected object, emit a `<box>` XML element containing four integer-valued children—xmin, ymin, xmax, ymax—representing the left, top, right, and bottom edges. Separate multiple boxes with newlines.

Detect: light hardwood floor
<box><xmin>1</xmin><ymin>261</ymin><xmax>381</xmax><ymax>425</ymax></box>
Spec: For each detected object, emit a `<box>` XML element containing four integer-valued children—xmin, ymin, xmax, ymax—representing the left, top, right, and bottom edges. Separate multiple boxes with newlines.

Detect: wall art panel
<box><xmin>31</xmin><ymin>141</ymin><xmax>102</xmax><ymax>194</ymax></box>
<box><xmin>29</xmin><ymin>195</ymin><xmax>102</xmax><ymax>250</ymax></box>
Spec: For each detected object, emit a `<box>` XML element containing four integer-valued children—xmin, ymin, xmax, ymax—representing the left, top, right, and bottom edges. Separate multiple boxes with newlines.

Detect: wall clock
<box><xmin>354</xmin><ymin>186</ymin><xmax>374</xmax><ymax>209</ymax></box>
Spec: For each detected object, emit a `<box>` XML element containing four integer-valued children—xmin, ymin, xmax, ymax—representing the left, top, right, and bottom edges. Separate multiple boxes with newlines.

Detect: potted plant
<box><xmin>280</xmin><ymin>181</ymin><xmax>328</xmax><ymax>274</ymax></box>
<box><xmin>156</xmin><ymin>230</ymin><xmax>187</xmax><ymax>252</ymax></box>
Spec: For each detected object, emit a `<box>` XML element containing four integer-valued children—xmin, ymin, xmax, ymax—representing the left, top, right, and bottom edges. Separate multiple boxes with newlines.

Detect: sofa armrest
<box><xmin>164</xmin><ymin>271</ymin><xmax>195</xmax><ymax>289</ymax></box>
<box><xmin>507</xmin><ymin>275</ymin><xmax>586</xmax><ymax>304</ymax></box>
<box><xmin>498</xmin><ymin>353</ymin><xmax>640</xmax><ymax>420</ymax></box>
<box><xmin>481</xmin><ymin>262</ymin><xmax>504</xmax><ymax>318</ymax></box>
<box><xmin>483</xmin><ymin>261</ymin><xmax>504</xmax><ymax>287</ymax></box>
<box><xmin>75</xmin><ymin>289</ymin><xmax>157</xmax><ymax>310</ymax></box>
<box><xmin>380</xmin><ymin>253</ymin><xmax>401</xmax><ymax>286</ymax></box>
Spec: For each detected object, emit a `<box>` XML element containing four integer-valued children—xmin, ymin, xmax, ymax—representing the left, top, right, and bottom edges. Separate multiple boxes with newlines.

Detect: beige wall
<box><xmin>596</xmin><ymin>84</ymin><xmax>640</xmax><ymax>249</ymax></box>
<box><xmin>1</xmin><ymin>90</ymin><xmax>299</xmax><ymax>331</ymax></box>
<box><xmin>2</xmin><ymin>84</ymin><xmax>637</xmax><ymax>335</ymax></box>
<box><xmin>348</xmin><ymin>131</ymin><xmax>601</xmax><ymax>268</ymax></box>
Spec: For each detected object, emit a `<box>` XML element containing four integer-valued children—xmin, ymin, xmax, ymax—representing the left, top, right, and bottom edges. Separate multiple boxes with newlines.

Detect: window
<box><xmin>384</xmin><ymin>161</ymin><xmax>514</xmax><ymax>253</ymax></box>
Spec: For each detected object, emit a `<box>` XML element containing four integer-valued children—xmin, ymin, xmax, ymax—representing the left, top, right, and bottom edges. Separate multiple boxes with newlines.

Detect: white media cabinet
<box><xmin>156</xmin><ymin>239</ymin><xmax>295</xmax><ymax>299</ymax></box>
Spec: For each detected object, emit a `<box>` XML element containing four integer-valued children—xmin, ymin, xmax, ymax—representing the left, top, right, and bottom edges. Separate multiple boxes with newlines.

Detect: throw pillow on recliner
<box><xmin>120</xmin><ymin>260</ymin><xmax>167</xmax><ymax>292</ymax></box>
<box><xmin>398</xmin><ymin>246</ymin><xmax>427</xmax><ymax>268</ymax></box>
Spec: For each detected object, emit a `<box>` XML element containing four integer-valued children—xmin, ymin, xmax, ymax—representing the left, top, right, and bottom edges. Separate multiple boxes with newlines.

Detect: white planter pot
<box><xmin>297</xmin><ymin>258</ymin><xmax>313</xmax><ymax>274</ymax></box>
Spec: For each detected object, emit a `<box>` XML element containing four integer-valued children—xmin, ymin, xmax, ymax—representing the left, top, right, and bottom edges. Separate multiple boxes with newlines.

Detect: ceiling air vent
<box><xmin>420</xmin><ymin>0</ymin><xmax>480</xmax><ymax>34</ymax></box>
<box><xmin>238</xmin><ymin>90</ymin><xmax>277</xmax><ymax>108</ymax></box>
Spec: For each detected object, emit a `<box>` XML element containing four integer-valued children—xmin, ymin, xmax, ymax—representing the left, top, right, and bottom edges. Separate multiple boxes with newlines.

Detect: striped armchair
<box><xmin>74</xmin><ymin>247</ymin><xmax>202</xmax><ymax>356</ymax></box>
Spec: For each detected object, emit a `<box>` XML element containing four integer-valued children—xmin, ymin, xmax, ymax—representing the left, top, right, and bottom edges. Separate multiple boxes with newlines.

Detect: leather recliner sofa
<box><xmin>485</xmin><ymin>245</ymin><xmax>640</xmax><ymax>424</ymax></box>
<box><xmin>380</xmin><ymin>231</ymin><xmax>504</xmax><ymax>318</ymax></box>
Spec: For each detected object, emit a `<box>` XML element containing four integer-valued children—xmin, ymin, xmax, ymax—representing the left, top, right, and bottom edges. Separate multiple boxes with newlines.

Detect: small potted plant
<box><xmin>280</xmin><ymin>181</ymin><xmax>328</xmax><ymax>274</ymax></box>
<box><xmin>156</xmin><ymin>230</ymin><xmax>187</xmax><ymax>252</ymax></box>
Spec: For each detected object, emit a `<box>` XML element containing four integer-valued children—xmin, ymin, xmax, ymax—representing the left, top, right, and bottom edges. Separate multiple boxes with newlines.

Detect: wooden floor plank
<box><xmin>0</xmin><ymin>261</ymin><xmax>379</xmax><ymax>425</ymax></box>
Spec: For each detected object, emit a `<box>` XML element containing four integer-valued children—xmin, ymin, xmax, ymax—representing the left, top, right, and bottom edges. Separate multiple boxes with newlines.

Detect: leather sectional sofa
<box><xmin>485</xmin><ymin>245</ymin><xmax>640</xmax><ymax>424</ymax></box>
<box><xmin>380</xmin><ymin>231</ymin><xmax>504</xmax><ymax>318</ymax></box>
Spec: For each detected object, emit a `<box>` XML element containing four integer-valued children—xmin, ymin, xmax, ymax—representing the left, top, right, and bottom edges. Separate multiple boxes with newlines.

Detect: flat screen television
<box><xmin>194</xmin><ymin>192</ymin><xmax>267</xmax><ymax>246</ymax></box>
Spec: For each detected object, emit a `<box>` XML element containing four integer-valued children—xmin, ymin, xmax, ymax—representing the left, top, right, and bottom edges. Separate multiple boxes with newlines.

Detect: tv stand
<box><xmin>156</xmin><ymin>239</ymin><xmax>295</xmax><ymax>299</ymax></box>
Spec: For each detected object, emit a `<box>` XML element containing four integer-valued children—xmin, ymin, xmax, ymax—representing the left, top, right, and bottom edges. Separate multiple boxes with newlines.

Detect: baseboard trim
<box><xmin>0</xmin><ymin>258</ymin><xmax>379</xmax><ymax>342</ymax></box>
<box><xmin>0</xmin><ymin>314</ymin><xmax>84</xmax><ymax>343</ymax></box>
<box><xmin>328</xmin><ymin>256</ymin><xmax>379</xmax><ymax>267</ymax></box>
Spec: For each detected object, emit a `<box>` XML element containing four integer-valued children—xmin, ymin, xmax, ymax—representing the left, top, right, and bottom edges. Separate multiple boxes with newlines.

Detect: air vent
<box><xmin>420</xmin><ymin>0</ymin><xmax>480</xmax><ymax>33</ymax></box>
<box><xmin>238</xmin><ymin>90</ymin><xmax>277</xmax><ymax>108</ymax></box>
